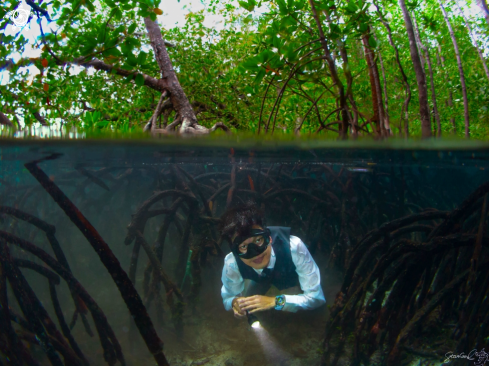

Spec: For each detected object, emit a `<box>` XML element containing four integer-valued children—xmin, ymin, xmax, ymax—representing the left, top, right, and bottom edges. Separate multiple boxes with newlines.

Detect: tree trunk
<box><xmin>438</xmin><ymin>0</ymin><xmax>470</xmax><ymax>137</ymax></box>
<box><xmin>398</xmin><ymin>0</ymin><xmax>432</xmax><ymax>137</ymax></box>
<box><xmin>377</xmin><ymin>49</ymin><xmax>392</xmax><ymax>135</ymax></box>
<box><xmin>144</xmin><ymin>19</ymin><xmax>228</xmax><ymax>134</ymax></box>
<box><xmin>144</xmin><ymin>18</ymin><xmax>200</xmax><ymax>133</ymax></box>
<box><xmin>437</xmin><ymin>45</ymin><xmax>456</xmax><ymax>132</ymax></box>
<box><xmin>308</xmin><ymin>0</ymin><xmax>349</xmax><ymax>138</ymax></box>
<box><xmin>373</xmin><ymin>31</ymin><xmax>392</xmax><ymax>135</ymax></box>
<box><xmin>426</xmin><ymin>51</ymin><xmax>441</xmax><ymax>137</ymax></box>
<box><xmin>413</xmin><ymin>15</ymin><xmax>441</xmax><ymax>137</ymax></box>
<box><xmin>361</xmin><ymin>34</ymin><xmax>386</xmax><ymax>136</ymax></box>
<box><xmin>325</xmin><ymin>11</ymin><xmax>358</xmax><ymax>135</ymax></box>
<box><xmin>374</xmin><ymin>2</ymin><xmax>411</xmax><ymax>136</ymax></box>
<box><xmin>455</xmin><ymin>0</ymin><xmax>489</xmax><ymax>82</ymax></box>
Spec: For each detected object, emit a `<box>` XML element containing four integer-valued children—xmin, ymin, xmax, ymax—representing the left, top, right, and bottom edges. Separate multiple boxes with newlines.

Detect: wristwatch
<box><xmin>275</xmin><ymin>295</ymin><xmax>285</xmax><ymax>310</ymax></box>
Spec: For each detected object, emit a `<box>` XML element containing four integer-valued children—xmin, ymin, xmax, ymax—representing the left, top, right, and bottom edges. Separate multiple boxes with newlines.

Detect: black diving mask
<box><xmin>232</xmin><ymin>228</ymin><xmax>271</xmax><ymax>260</ymax></box>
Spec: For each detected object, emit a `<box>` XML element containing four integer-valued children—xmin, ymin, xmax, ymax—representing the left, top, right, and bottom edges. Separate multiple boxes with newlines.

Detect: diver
<box><xmin>219</xmin><ymin>202</ymin><xmax>326</xmax><ymax>319</ymax></box>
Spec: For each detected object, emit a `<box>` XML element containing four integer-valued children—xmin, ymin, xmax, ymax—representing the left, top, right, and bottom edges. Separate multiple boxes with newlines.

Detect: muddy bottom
<box><xmin>15</xmin><ymin>242</ymin><xmax>341</xmax><ymax>366</ymax></box>
<box><xmin>106</xmin><ymin>256</ymin><xmax>339</xmax><ymax>365</ymax></box>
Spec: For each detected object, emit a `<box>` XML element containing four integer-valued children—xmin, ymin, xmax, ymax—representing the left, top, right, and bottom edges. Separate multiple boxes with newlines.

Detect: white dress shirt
<box><xmin>221</xmin><ymin>235</ymin><xmax>326</xmax><ymax>313</ymax></box>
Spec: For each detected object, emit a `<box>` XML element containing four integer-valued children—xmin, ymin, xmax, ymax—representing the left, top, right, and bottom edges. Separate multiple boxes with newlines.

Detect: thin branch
<box><xmin>26</xmin><ymin>0</ymin><xmax>51</xmax><ymax>20</ymax></box>
<box><xmin>74</xmin><ymin>57</ymin><xmax>165</xmax><ymax>92</ymax></box>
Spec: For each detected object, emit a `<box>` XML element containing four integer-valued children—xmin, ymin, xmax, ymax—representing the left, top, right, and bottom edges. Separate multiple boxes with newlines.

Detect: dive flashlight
<box><xmin>246</xmin><ymin>310</ymin><xmax>260</xmax><ymax>329</ymax></box>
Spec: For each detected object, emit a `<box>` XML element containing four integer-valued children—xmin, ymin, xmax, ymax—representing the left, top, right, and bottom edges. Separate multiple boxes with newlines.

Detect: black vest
<box><xmin>233</xmin><ymin>227</ymin><xmax>299</xmax><ymax>290</ymax></box>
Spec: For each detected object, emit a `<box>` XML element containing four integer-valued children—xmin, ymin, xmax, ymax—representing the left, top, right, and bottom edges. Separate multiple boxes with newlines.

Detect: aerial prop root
<box><xmin>0</xmin><ymin>205</ymin><xmax>93</xmax><ymax>337</ymax></box>
<box><xmin>23</xmin><ymin>154</ymin><xmax>169</xmax><ymax>366</ymax></box>
<box><xmin>0</xmin><ymin>230</ymin><xmax>124</xmax><ymax>365</ymax></box>
<box><xmin>321</xmin><ymin>180</ymin><xmax>489</xmax><ymax>366</ymax></box>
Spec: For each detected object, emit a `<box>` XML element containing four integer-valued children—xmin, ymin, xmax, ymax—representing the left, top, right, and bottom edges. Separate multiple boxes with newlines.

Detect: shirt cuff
<box><xmin>282</xmin><ymin>295</ymin><xmax>301</xmax><ymax>313</ymax></box>
<box><xmin>223</xmin><ymin>296</ymin><xmax>235</xmax><ymax>311</ymax></box>
<box><xmin>282</xmin><ymin>294</ymin><xmax>326</xmax><ymax>312</ymax></box>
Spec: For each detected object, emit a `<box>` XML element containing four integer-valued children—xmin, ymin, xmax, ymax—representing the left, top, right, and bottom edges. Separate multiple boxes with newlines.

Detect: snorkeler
<box><xmin>219</xmin><ymin>202</ymin><xmax>325</xmax><ymax>318</ymax></box>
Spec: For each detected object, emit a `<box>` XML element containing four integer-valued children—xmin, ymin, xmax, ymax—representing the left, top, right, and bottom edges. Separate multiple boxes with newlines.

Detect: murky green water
<box><xmin>0</xmin><ymin>139</ymin><xmax>488</xmax><ymax>366</ymax></box>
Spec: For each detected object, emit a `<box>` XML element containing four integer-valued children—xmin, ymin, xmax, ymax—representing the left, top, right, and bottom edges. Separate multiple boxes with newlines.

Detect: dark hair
<box><xmin>218</xmin><ymin>201</ymin><xmax>265</xmax><ymax>245</ymax></box>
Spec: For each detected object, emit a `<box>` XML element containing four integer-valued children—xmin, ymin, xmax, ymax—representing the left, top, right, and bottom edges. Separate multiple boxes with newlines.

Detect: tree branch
<box><xmin>33</xmin><ymin>111</ymin><xmax>48</xmax><ymax>126</ymax></box>
<box><xmin>26</xmin><ymin>0</ymin><xmax>51</xmax><ymax>21</ymax></box>
<box><xmin>73</xmin><ymin>57</ymin><xmax>165</xmax><ymax>92</ymax></box>
<box><xmin>0</xmin><ymin>111</ymin><xmax>14</xmax><ymax>127</ymax></box>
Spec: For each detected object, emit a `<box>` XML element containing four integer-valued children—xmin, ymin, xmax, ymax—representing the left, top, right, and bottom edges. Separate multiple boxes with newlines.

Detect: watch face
<box><xmin>276</xmin><ymin>296</ymin><xmax>285</xmax><ymax>306</ymax></box>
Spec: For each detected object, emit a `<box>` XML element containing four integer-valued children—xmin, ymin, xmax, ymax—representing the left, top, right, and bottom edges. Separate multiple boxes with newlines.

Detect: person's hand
<box><xmin>238</xmin><ymin>295</ymin><xmax>276</xmax><ymax>314</ymax></box>
<box><xmin>232</xmin><ymin>297</ymin><xmax>247</xmax><ymax>319</ymax></box>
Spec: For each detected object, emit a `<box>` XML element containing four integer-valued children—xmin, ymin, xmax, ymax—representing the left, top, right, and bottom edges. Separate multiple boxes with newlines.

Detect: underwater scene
<box><xmin>0</xmin><ymin>140</ymin><xmax>488</xmax><ymax>366</ymax></box>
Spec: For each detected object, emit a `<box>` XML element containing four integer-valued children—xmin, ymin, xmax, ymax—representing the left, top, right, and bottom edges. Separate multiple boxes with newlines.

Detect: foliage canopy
<box><xmin>1</xmin><ymin>0</ymin><xmax>489</xmax><ymax>138</ymax></box>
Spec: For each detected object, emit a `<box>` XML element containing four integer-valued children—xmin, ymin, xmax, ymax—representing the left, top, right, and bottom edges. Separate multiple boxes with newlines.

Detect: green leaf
<box><xmin>126</xmin><ymin>54</ymin><xmax>138</xmax><ymax>67</ymax></box>
<box><xmin>257</xmin><ymin>50</ymin><xmax>273</xmax><ymax>63</ymax></box>
<box><xmin>242</xmin><ymin>58</ymin><xmax>260</xmax><ymax>71</ymax></box>
<box><xmin>122</xmin><ymin>61</ymin><xmax>135</xmax><ymax>70</ymax></box>
<box><xmin>283</xmin><ymin>15</ymin><xmax>297</xmax><ymax>27</ymax></box>
<box><xmin>97</xmin><ymin>27</ymin><xmax>107</xmax><ymax>43</ymax></box>
<box><xmin>102</xmin><ymin>48</ymin><xmax>121</xmax><ymax>57</ymax></box>
<box><xmin>149</xmin><ymin>12</ymin><xmax>157</xmax><ymax>21</ymax></box>
<box><xmin>346</xmin><ymin>2</ymin><xmax>357</xmax><ymax>13</ymax></box>
<box><xmin>124</xmin><ymin>74</ymin><xmax>134</xmax><ymax>83</ymax></box>
<box><xmin>137</xmin><ymin>51</ymin><xmax>147</xmax><ymax>65</ymax></box>
<box><xmin>276</xmin><ymin>0</ymin><xmax>287</xmax><ymax>14</ymax></box>
<box><xmin>93</xmin><ymin>111</ymin><xmax>101</xmax><ymax>122</ymax></box>
<box><xmin>114</xmin><ymin>25</ymin><xmax>125</xmax><ymax>34</ymax></box>
<box><xmin>128</xmin><ymin>23</ymin><xmax>137</xmax><ymax>34</ymax></box>
<box><xmin>295</xmin><ymin>0</ymin><xmax>306</xmax><ymax>10</ymax></box>
<box><xmin>114</xmin><ymin>8</ymin><xmax>123</xmax><ymax>20</ymax></box>
<box><xmin>368</xmin><ymin>36</ymin><xmax>377</xmax><ymax>48</ymax></box>
<box><xmin>238</xmin><ymin>0</ymin><xmax>255</xmax><ymax>12</ymax></box>
<box><xmin>254</xmin><ymin>68</ymin><xmax>266</xmax><ymax>85</ymax></box>
<box><xmin>121</xmin><ymin>43</ymin><xmax>133</xmax><ymax>56</ymax></box>
<box><xmin>84</xmin><ymin>112</ymin><xmax>92</xmax><ymax>124</ymax></box>
<box><xmin>80</xmin><ymin>44</ymin><xmax>96</xmax><ymax>55</ymax></box>
<box><xmin>135</xmin><ymin>74</ymin><xmax>145</xmax><ymax>87</ymax></box>
<box><xmin>243</xmin><ymin>14</ymin><xmax>253</xmax><ymax>24</ymax></box>
<box><xmin>287</xmin><ymin>46</ymin><xmax>298</xmax><ymax>63</ymax></box>
<box><xmin>139</xmin><ymin>2</ymin><xmax>149</xmax><ymax>12</ymax></box>
<box><xmin>85</xmin><ymin>0</ymin><xmax>95</xmax><ymax>12</ymax></box>
<box><xmin>330</xmin><ymin>23</ymin><xmax>341</xmax><ymax>34</ymax></box>
<box><xmin>127</xmin><ymin>37</ymin><xmax>140</xmax><ymax>47</ymax></box>
<box><xmin>105</xmin><ymin>37</ymin><xmax>118</xmax><ymax>49</ymax></box>
<box><xmin>96</xmin><ymin>119</ymin><xmax>110</xmax><ymax>128</ymax></box>
<box><xmin>272</xmin><ymin>35</ymin><xmax>281</xmax><ymax>49</ymax></box>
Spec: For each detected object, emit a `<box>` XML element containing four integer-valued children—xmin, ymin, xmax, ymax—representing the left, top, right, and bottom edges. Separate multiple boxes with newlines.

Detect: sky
<box><xmin>160</xmin><ymin>0</ymin><xmax>232</xmax><ymax>28</ymax></box>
